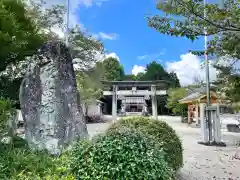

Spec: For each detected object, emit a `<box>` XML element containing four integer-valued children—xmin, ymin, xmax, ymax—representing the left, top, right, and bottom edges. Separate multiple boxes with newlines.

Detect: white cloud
<box><xmin>37</xmin><ymin>0</ymin><xmax>111</xmax><ymax>38</ymax></box>
<box><xmin>105</xmin><ymin>53</ymin><xmax>120</xmax><ymax>61</ymax></box>
<box><xmin>137</xmin><ymin>55</ymin><xmax>148</xmax><ymax>60</ymax></box>
<box><xmin>137</xmin><ymin>49</ymin><xmax>166</xmax><ymax>61</ymax></box>
<box><xmin>166</xmin><ymin>52</ymin><xmax>217</xmax><ymax>86</ymax></box>
<box><xmin>92</xmin><ymin>32</ymin><xmax>119</xmax><ymax>40</ymax></box>
<box><xmin>96</xmin><ymin>2</ymin><xmax>103</xmax><ymax>6</ymax></box>
<box><xmin>96</xmin><ymin>52</ymin><xmax>120</xmax><ymax>61</ymax></box>
<box><xmin>40</xmin><ymin>0</ymin><xmax>108</xmax><ymax>9</ymax></box>
<box><xmin>132</xmin><ymin>65</ymin><xmax>146</xmax><ymax>75</ymax></box>
<box><xmin>77</xmin><ymin>0</ymin><xmax>109</xmax><ymax>7</ymax></box>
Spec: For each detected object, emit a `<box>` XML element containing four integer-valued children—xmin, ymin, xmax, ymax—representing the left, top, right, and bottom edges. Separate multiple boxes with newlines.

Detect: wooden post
<box><xmin>188</xmin><ymin>105</ymin><xmax>191</xmax><ymax>124</ymax></box>
<box><xmin>195</xmin><ymin>103</ymin><xmax>199</xmax><ymax>124</ymax></box>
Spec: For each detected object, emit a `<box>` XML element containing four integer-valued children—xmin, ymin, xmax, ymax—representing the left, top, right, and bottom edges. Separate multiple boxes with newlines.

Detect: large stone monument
<box><xmin>19</xmin><ymin>41</ymin><xmax>88</xmax><ymax>155</ymax></box>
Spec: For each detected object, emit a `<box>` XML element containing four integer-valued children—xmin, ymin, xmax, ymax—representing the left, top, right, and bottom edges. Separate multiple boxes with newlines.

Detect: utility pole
<box><xmin>219</xmin><ymin>0</ymin><xmax>224</xmax><ymax>9</ymax></box>
<box><xmin>65</xmin><ymin>0</ymin><xmax>70</xmax><ymax>46</ymax></box>
<box><xmin>203</xmin><ymin>0</ymin><xmax>213</xmax><ymax>142</ymax></box>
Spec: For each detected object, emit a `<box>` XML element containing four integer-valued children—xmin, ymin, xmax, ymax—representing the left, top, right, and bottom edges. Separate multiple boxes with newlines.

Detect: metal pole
<box><xmin>219</xmin><ymin>0</ymin><xmax>224</xmax><ymax>9</ymax></box>
<box><xmin>204</xmin><ymin>0</ymin><xmax>212</xmax><ymax>142</ymax></box>
<box><xmin>65</xmin><ymin>0</ymin><xmax>70</xmax><ymax>46</ymax></box>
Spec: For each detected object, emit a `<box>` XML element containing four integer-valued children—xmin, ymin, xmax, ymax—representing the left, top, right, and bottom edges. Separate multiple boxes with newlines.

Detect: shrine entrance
<box><xmin>125</xmin><ymin>104</ymin><xmax>142</xmax><ymax>113</ymax></box>
<box><xmin>101</xmin><ymin>80</ymin><xmax>167</xmax><ymax>120</ymax></box>
<box><xmin>121</xmin><ymin>96</ymin><xmax>147</xmax><ymax>115</ymax></box>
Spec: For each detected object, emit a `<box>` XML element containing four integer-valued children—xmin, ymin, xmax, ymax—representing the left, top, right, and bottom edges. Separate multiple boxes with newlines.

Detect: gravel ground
<box><xmin>87</xmin><ymin>116</ymin><xmax>240</xmax><ymax>180</ymax></box>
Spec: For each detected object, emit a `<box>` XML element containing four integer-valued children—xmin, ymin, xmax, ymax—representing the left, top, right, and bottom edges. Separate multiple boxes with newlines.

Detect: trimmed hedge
<box><xmin>109</xmin><ymin>116</ymin><xmax>183</xmax><ymax>171</ymax></box>
<box><xmin>70</xmin><ymin>128</ymin><xmax>173</xmax><ymax>180</ymax></box>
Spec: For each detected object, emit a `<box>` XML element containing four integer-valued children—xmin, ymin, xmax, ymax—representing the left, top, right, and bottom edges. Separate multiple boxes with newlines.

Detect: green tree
<box><xmin>147</xmin><ymin>0</ymin><xmax>240</xmax><ymax>102</ymax></box>
<box><xmin>76</xmin><ymin>70</ymin><xmax>104</xmax><ymax>104</ymax></box>
<box><xmin>25</xmin><ymin>0</ymin><xmax>66</xmax><ymax>39</ymax></box>
<box><xmin>100</xmin><ymin>57</ymin><xmax>124</xmax><ymax>81</ymax></box>
<box><xmin>167</xmin><ymin>88</ymin><xmax>188</xmax><ymax>116</ymax></box>
<box><xmin>147</xmin><ymin>0</ymin><xmax>240</xmax><ymax>57</ymax></box>
<box><xmin>25</xmin><ymin>0</ymin><xmax>104</xmax><ymax>72</ymax></box>
<box><xmin>213</xmin><ymin>65</ymin><xmax>240</xmax><ymax>103</ymax></box>
<box><xmin>0</xmin><ymin>0</ymin><xmax>47</xmax><ymax>107</ymax></box>
<box><xmin>0</xmin><ymin>0</ymin><xmax>104</xmax><ymax>106</ymax></box>
<box><xmin>69</xmin><ymin>26</ymin><xmax>104</xmax><ymax>70</ymax></box>
<box><xmin>0</xmin><ymin>0</ymin><xmax>44</xmax><ymax>72</ymax></box>
<box><xmin>121</xmin><ymin>74</ymin><xmax>137</xmax><ymax>81</ymax></box>
<box><xmin>140</xmin><ymin>61</ymin><xmax>169</xmax><ymax>81</ymax></box>
<box><xmin>169</xmin><ymin>72</ymin><xmax>181</xmax><ymax>88</ymax></box>
<box><xmin>120</xmin><ymin>72</ymin><xmax>146</xmax><ymax>81</ymax></box>
<box><xmin>139</xmin><ymin>61</ymin><xmax>180</xmax><ymax>88</ymax></box>
<box><xmin>136</xmin><ymin>72</ymin><xmax>145</xmax><ymax>81</ymax></box>
<box><xmin>76</xmin><ymin>63</ymin><xmax>105</xmax><ymax>116</ymax></box>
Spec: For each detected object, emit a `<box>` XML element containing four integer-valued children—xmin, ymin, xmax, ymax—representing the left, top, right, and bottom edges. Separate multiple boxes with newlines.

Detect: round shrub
<box><xmin>70</xmin><ymin>128</ymin><xmax>173</xmax><ymax>180</ymax></box>
<box><xmin>109</xmin><ymin>117</ymin><xmax>183</xmax><ymax>171</ymax></box>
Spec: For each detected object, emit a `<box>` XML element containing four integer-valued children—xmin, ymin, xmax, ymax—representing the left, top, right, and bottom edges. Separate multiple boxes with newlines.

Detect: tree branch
<box><xmin>174</xmin><ymin>0</ymin><xmax>240</xmax><ymax>32</ymax></box>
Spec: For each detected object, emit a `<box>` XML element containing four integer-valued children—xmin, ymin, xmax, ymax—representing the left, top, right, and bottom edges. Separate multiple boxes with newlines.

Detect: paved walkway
<box><xmin>160</xmin><ymin>116</ymin><xmax>240</xmax><ymax>180</ymax></box>
<box><xmin>87</xmin><ymin>116</ymin><xmax>240</xmax><ymax>180</ymax></box>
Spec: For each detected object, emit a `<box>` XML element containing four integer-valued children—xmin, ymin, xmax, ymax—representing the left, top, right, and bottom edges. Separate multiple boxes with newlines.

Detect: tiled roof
<box><xmin>179</xmin><ymin>85</ymin><xmax>218</xmax><ymax>103</ymax></box>
<box><xmin>179</xmin><ymin>87</ymin><xmax>208</xmax><ymax>102</ymax></box>
<box><xmin>179</xmin><ymin>92</ymin><xmax>203</xmax><ymax>102</ymax></box>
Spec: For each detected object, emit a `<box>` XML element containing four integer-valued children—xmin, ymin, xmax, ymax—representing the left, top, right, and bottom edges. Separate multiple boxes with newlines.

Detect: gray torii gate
<box><xmin>102</xmin><ymin>80</ymin><xmax>167</xmax><ymax>121</ymax></box>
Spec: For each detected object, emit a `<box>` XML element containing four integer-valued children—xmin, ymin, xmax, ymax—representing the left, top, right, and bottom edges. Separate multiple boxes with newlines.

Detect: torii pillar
<box><xmin>112</xmin><ymin>85</ymin><xmax>118</xmax><ymax>122</ymax></box>
<box><xmin>151</xmin><ymin>85</ymin><xmax>158</xmax><ymax>120</ymax></box>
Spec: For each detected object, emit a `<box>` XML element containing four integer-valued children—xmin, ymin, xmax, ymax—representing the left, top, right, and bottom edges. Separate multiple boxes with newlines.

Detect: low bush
<box><xmin>109</xmin><ymin>116</ymin><xmax>183</xmax><ymax>171</ymax></box>
<box><xmin>0</xmin><ymin>97</ymin><xmax>75</xmax><ymax>179</ymax></box>
<box><xmin>70</xmin><ymin>128</ymin><xmax>173</xmax><ymax>180</ymax></box>
<box><xmin>0</xmin><ymin>140</ymin><xmax>74</xmax><ymax>180</ymax></box>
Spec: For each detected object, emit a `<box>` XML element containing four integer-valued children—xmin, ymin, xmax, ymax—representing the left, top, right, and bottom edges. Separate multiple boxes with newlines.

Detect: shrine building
<box><xmin>100</xmin><ymin>80</ymin><xmax>168</xmax><ymax>120</ymax></box>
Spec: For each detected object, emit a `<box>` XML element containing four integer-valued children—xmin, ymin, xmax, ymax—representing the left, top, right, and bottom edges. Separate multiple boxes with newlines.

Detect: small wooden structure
<box><xmin>179</xmin><ymin>87</ymin><xmax>219</xmax><ymax>124</ymax></box>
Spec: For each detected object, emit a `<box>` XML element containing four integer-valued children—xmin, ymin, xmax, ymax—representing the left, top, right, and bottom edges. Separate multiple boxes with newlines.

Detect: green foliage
<box><xmin>76</xmin><ymin>68</ymin><xmax>104</xmax><ymax>104</ymax></box>
<box><xmin>0</xmin><ymin>0</ymin><xmax>44</xmax><ymax>72</ymax></box>
<box><xmin>213</xmin><ymin>65</ymin><xmax>240</xmax><ymax>103</ymax></box>
<box><xmin>138</xmin><ymin>61</ymin><xmax>180</xmax><ymax>88</ymax></box>
<box><xmin>148</xmin><ymin>0</ymin><xmax>240</xmax><ymax>57</ymax></box>
<box><xmin>0</xmin><ymin>0</ymin><xmax>104</xmax><ymax>105</ymax></box>
<box><xmin>100</xmin><ymin>57</ymin><xmax>125</xmax><ymax>81</ymax></box>
<box><xmin>0</xmin><ymin>76</ymin><xmax>22</xmax><ymax>108</ymax></box>
<box><xmin>120</xmin><ymin>62</ymin><xmax>180</xmax><ymax>89</ymax></box>
<box><xmin>168</xmin><ymin>72</ymin><xmax>181</xmax><ymax>88</ymax></box>
<box><xmin>109</xmin><ymin>117</ymin><xmax>183</xmax><ymax>171</ymax></box>
<box><xmin>167</xmin><ymin>88</ymin><xmax>188</xmax><ymax>116</ymax></box>
<box><xmin>121</xmin><ymin>74</ymin><xmax>138</xmax><ymax>81</ymax></box>
<box><xmin>135</xmin><ymin>72</ymin><xmax>145</xmax><ymax>80</ymax></box>
<box><xmin>69</xmin><ymin>27</ymin><xmax>104</xmax><ymax>70</ymax></box>
<box><xmin>0</xmin><ymin>98</ymin><xmax>14</xmax><ymax>137</ymax></box>
<box><xmin>70</xmin><ymin>128</ymin><xmax>173</xmax><ymax>180</ymax></box>
<box><xmin>147</xmin><ymin>0</ymin><xmax>240</xmax><ymax>101</ymax></box>
<box><xmin>141</xmin><ymin>61</ymin><xmax>168</xmax><ymax>80</ymax></box>
<box><xmin>0</xmin><ymin>143</ymin><xmax>74</xmax><ymax>180</ymax></box>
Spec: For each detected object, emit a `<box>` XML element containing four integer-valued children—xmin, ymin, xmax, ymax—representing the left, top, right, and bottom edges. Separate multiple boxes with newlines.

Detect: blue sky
<box><xmin>74</xmin><ymin>0</ymin><xmax>206</xmax><ymax>74</ymax></box>
<box><xmin>54</xmin><ymin>0</ymin><xmax>216</xmax><ymax>85</ymax></box>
